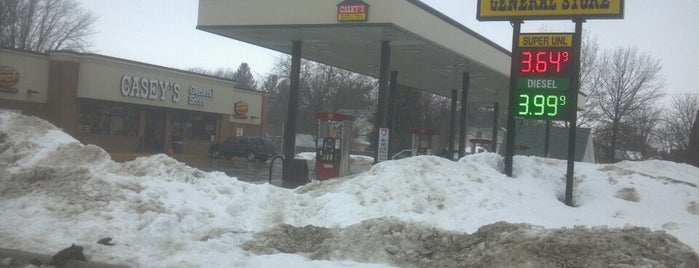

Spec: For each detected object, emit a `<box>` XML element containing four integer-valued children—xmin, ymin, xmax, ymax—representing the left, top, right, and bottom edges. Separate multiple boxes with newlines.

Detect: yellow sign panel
<box><xmin>477</xmin><ymin>0</ymin><xmax>624</xmax><ymax>21</ymax></box>
<box><xmin>519</xmin><ymin>33</ymin><xmax>573</xmax><ymax>48</ymax></box>
<box><xmin>338</xmin><ymin>13</ymin><xmax>367</xmax><ymax>21</ymax></box>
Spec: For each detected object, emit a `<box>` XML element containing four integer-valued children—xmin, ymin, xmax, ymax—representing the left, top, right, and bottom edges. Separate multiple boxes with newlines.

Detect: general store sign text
<box><xmin>477</xmin><ymin>0</ymin><xmax>624</xmax><ymax>20</ymax></box>
<box><xmin>120</xmin><ymin>75</ymin><xmax>214</xmax><ymax>107</ymax></box>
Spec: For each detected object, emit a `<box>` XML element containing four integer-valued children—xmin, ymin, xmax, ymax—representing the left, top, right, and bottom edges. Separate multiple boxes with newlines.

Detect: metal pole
<box><xmin>458</xmin><ymin>72</ymin><xmax>469</xmax><ymax>158</ymax></box>
<box><xmin>282</xmin><ymin>41</ymin><xmax>302</xmax><ymax>181</ymax></box>
<box><xmin>387</xmin><ymin>71</ymin><xmax>398</xmax><ymax>155</ymax></box>
<box><xmin>565</xmin><ymin>19</ymin><xmax>584</xmax><ymax>207</ymax></box>
<box><xmin>449</xmin><ymin>90</ymin><xmax>457</xmax><ymax>159</ymax></box>
<box><xmin>505</xmin><ymin>21</ymin><xmax>522</xmax><ymax>177</ymax></box>
<box><xmin>544</xmin><ymin>120</ymin><xmax>551</xmax><ymax>157</ymax></box>
<box><xmin>374</xmin><ymin>41</ymin><xmax>391</xmax><ymax>164</ymax></box>
<box><xmin>491</xmin><ymin>102</ymin><xmax>499</xmax><ymax>153</ymax></box>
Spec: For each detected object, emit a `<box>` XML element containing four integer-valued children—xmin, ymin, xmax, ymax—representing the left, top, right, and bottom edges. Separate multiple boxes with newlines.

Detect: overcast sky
<box><xmin>78</xmin><ymin>0</ymin><xmax>698</xmax><ymax>96</ymax></box>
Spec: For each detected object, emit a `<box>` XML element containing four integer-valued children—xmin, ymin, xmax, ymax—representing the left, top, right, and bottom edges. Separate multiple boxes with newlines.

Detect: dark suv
<box><xmin>208</xmin><ymin>136</ymin><xmax>277</xmax><ymax>162</ymax></box>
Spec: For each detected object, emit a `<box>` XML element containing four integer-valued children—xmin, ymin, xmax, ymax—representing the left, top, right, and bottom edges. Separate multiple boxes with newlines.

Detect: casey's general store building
<box><xmin>0</xmin><ymin>47</ymin><xmax>268</xmax><ymax>155</ymax></box>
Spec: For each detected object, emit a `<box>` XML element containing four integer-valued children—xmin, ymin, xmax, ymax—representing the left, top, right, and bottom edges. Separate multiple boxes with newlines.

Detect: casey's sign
<box><xmin>337</xmin><ymin>0</ymin><xmax>369</xmax><ymax>21</ymax></box>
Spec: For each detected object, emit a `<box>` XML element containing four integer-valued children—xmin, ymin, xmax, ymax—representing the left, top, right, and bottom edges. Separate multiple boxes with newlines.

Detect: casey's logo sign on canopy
<box><xmin>337</xmin><ymin>0</ymin><xmax>369</xmax><ymax>21</ymax></box>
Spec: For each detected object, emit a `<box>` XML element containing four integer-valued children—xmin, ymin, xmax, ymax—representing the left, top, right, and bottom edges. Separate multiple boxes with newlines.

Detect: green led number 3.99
<box><xmin>517</xmin><ymin>92</ymin><xmax>568</xmax><ymax>120</ymax></box>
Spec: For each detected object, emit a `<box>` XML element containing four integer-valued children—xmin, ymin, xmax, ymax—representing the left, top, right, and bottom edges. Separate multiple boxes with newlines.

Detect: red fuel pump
<box><xmin>412</xmin><ymin>128</ymin><xmax>438</xmax><ymax>156</ymax></box>
<box><xmin>315</xmin><ymin>113</ymin><xmax>355</xmax><ymax>180</ymax></box>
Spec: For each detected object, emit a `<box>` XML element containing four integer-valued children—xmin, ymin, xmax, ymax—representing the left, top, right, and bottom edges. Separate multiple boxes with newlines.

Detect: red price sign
<box><xmin>519</xmin><ymin>48</ymin><xmax>572</xmax><ymax>76</ymax></box>
<box><xmin>517</xmin><ymin>33</ymin><xmax>574</xmax><ymax>77</ymax></box>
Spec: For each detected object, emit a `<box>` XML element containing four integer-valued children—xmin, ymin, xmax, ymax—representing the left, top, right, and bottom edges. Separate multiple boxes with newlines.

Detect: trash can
<box><xmin>282</xmin><ymin>159</ymin><xmax>309</xmax><ymax>189</ymax></box>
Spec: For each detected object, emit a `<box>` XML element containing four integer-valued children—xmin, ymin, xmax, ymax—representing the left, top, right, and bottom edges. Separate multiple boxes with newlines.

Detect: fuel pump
<box><xmin>315</xmin><ymin>113</ymin><xmax>355</xmax><ymax>180</ymax></box>
<box><xmin>412</xmin><ymin>128</ymin><xmax>438</xmax><ymax>156</ymax></box>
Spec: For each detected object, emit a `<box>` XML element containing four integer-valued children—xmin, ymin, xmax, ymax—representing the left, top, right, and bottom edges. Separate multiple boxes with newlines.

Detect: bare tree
<box><xmin>259</xmin><ymin>72</ymin><xmax>289</xmax><ymax>137</ymax></box>
<box><xmin>593</xmin><ymin>106</ymin><xmax>662</xmax><ymax>161</ymax></box>
<box><xmin>591</xmin><ymin>47</ymin><xmax>665</xmax><ymax>163</ymax></box>
<box><xmin>576</xmin><ymin>32</ymin><xmax>603</xmax><ymax>128</ymax></box>
<box><xmin>625</xmin><ymin>106</ymin><xmax>662</xmax><ymax>159</ymax></box>
<box><xmin>0</xmin><ymin>0</ymin><xmax>97</xmax><ymax>52</ymax></box>
<box><xmin>389</xmin><ymin>86</ymin><xmax>426</xmax><ymax>152</ymax></box>
<box><xmin>264</xmin><ymin>56</ymin><xmax>376</xmax><ymax>137</ymax></box>
<box><xmin>658</xmin><ymin>94</ymin><xmax>699</xmax><ymax>162</ymax></box>
<box><xmin>187</xmin><ymin>67</ymin><xmax>237</xmax><ymax>80</ymax></box>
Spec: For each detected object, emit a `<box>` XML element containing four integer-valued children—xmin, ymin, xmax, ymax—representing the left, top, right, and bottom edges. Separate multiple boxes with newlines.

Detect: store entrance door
<box><xmin>144</xmin><ymin>109</ymin><xmax>166</xmax><ymax>152</ymax></box>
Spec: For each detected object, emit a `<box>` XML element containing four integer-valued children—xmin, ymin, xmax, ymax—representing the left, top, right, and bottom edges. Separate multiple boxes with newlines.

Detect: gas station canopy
<box><xmin>197</xmin><ymin>0</ymin><xmax>511</xmax><ymax>104</ymax></box>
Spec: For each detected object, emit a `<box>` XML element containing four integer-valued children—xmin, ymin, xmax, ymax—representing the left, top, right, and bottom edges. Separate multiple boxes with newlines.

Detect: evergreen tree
<box><xmin>232</xmin><ymin>63</ymin><xmax>257</xmax><ymax>90</ymax></box>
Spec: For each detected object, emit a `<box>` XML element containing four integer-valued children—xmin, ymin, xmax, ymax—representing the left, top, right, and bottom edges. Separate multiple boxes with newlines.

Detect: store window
<box><xmin>79</xmin><ymin>101</ymin><xmax>139</xmax><ymax>136</ymax></box>
<box><xmin>172</xmin><ymin>111</ymin><xmax>217</xmax><ymax>140</ymax></box>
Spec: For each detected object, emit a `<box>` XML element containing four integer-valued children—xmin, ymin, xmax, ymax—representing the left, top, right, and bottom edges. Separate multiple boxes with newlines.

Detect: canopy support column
<box><xmin>458</xmin><ymin>72</ymin><xmax>469</xmax><ymax>158</ymax></box>
<box><xmin>282</xmin><ymin>41</ymin><xmax>302</xmax><ymax>182</ymax></box>
<box><xmin>449</xmin><ymin>90</ymin><xmax>458</xmax><ymax>160</ymax></box>
<box><xmin>374</xmin><ymin>41</ymin><xmax>391</xmax><ymax>164</ymax></box>
<box><xmin>387</xmin><ymin>71</ymin><xmax>398</xmax><ymax>156</ymax></box>
<box><xmin>491</xmin><ymin>102</ymin><xmax>499</xmax><ymax>153</ymax></box>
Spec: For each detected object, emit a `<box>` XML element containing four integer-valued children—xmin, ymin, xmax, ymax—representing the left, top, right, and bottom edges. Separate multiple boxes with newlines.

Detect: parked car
<box><xmin>208</xmin><ymin>136</ymin><xmax>277</xmax><ymax>162</ymax></box>
<box><xmin>391</xmin><ymin>149</ymin><xmax>416</xmax><ymax>160</ymax></box>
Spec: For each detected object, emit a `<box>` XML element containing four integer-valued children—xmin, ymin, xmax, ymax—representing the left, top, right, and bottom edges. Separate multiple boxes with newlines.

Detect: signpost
<box><xmin>477</xmin><ymin>0</ymin><xmax>624</xmax><ymax>207</ymax></box>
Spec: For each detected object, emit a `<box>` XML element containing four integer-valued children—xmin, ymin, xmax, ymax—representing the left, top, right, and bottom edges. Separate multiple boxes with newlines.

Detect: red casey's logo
<box><xmin>337</xmin><ymin>0</ymin><xmax>369</xmax><ymax>21</ymax></box>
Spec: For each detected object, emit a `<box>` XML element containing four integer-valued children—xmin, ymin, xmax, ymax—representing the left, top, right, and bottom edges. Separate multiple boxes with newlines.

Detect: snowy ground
<box><xmin>1</xmin><ymin>112</ymin><xmax>698</xmax><ymax>267</ymax></box>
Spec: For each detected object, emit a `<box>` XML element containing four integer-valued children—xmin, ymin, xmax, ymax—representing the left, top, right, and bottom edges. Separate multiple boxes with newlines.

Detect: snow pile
<box><xmin>244</xmin><ymin>218</ymin><xmax>698</xmax><ymax>268</ymax></box>
<box><xmin>1</xmin><ymin>112</ymin><xmax>699</xmax><ymax>267</ymax></box>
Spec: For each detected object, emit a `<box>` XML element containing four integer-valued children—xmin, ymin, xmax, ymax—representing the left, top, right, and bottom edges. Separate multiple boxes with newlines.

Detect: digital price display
<box><xmin>515</xmin><ymin>33</ymin><xmax>575</xmax><ymax>121</ymax></box>
<box><xmin>517</xmin><ymin>91</ymin><xmax>569</xmax><ymax>120</ymax></box>
<box><xmin>519</xmin><ymin>48</ymin><xmax>571</xmax><ymax>76</ymax></box>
